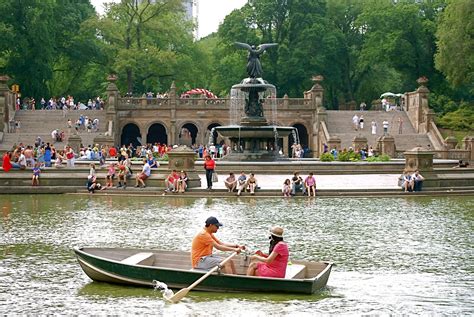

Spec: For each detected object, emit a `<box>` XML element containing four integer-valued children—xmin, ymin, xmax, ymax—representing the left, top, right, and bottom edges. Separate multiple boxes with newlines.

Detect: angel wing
<box><xmin>234</xmin><ymin>42</ymin><xmax>253</xmax><ymax>51</ymax></box>
<box><xmin>256</xmin><ymin>43</ymin><xmax>278</xmax><ymax>54</ymax></box>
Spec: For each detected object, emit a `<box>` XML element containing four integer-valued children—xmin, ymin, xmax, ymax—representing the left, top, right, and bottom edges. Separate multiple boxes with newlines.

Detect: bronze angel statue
<box><xmin>235</xmin><ymin>42</ymin><xmax>278</xmax><ymax>78</ymax></box>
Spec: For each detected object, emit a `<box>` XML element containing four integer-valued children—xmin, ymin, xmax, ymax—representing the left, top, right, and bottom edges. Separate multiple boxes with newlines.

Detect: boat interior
<box><xmin>80</xmin><ymin>247</ymin><xmax>329</xmax><ymax>280</ymax></box>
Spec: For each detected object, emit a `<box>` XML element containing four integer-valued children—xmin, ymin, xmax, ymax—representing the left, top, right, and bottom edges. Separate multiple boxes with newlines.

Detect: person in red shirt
<box><xmin>109</xmin><ymin>146</ymin><xmax>117</xmax><ymax>158</ymax></box>
<box><xmin>2</xmin><ymin>152</ymin><xmax>12</xmax><ymax>172</ymax></box>
<box><xmin>203</xmin><ymin>154</ymin><xmax>215</xmax><ymax>190</ymax></box>
<box><xmin>246</xmin><ymin>226</ymin><xmax>289</xmax><ymax>278</ymax></box>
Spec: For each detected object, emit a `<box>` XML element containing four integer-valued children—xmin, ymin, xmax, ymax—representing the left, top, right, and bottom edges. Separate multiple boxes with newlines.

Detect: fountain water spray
<box><xmin>153</xmin><ymin>280</ymin><xmax>174</xmax><ymax>301</ymax></box>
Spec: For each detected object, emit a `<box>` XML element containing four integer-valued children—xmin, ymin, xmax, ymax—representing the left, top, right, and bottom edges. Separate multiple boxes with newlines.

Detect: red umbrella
<box><xmin>181</xmin><ymin>88</ymin><xmax>217</xmax><ymax>99</ymax></box>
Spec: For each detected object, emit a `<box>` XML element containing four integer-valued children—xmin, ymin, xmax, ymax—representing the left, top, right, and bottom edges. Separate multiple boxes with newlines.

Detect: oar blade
<box><xmin>167</xmin><ymin>288</ymin><xmax>189</xmax><ymax>303</ymax></box>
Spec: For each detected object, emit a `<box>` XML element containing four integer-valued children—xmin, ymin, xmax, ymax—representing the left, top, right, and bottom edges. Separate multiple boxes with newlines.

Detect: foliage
<box><xmin>435</xmin><ymin>0</ymin><xmax>474</xmax><ymax>94</ymax></box>
<box><xmin>337</xmin><ymin>151</ymin><xmax>350</xmax><ymax>161</ymax></box>
<box><xmin>436</xmin><ymin>103</ymin><xmax>474</xmax><ymax>130</ymax></box>
<box><xmin>319</xmin><ymin>152</ymin><xmax>334</xmax><ymax>162</ymax></box>
<box><xmin>366</xmin><ymin>154</ymin><xmax>391</xmax><ymax>162</ymax></box>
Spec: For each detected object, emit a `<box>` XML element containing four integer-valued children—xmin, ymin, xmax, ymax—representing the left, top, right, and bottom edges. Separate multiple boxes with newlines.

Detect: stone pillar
<box><xmin>310</xmin><ymin>76</ymin><xmax>325</xmax><ymax>158</ymax></box>
<box><xmin>352</xmin><ymin>135</ymin><xmax>368</xmax><ymax>151</ymax></box>
<box><xmin>106</xmin><ymin>74</ymin><xmax>118</xmax><ymax>113</ymax></box>
<box><xmin>283</xmin><ymin>94</ymin><xmax>289</xmax><ymax>108</ymax></box>
<box><xmin>283</xmin><ymin>136</ymin><xmax>289</xmax><ymax>156</ymax></box>
<box><xmin>167</xmin><ymin>145</ymin><xmax>200</xmax><ymax>188</ymax></box>
<box><xmin>309</xmin><ymin>75</ymin><xmax>324</xmax><ymax>109</ymax></box>
<box><xmin>327</xmin><ymin>135</ymin><xmax>341</xmax><ymax>151</ymax></box>
<box><xmin>444</xmin><ymin>136</ymin><xmax>458</xmax><ymax>150</ymax></box>
<box><xmin>463</xmin><ymin>136</ymin><xmax>474</xmax><ymax>161</ymax></box>
<box><xmin>404</xmin><ymin>147</ymin><xmax>434</xmax><ymax>173</ymax></box>
<box><xmin>0</xmin><ymin>75</ymin><xmax>10</xmax><ymax>135</ymax></box>
<box><xmin>169</xmin><ymin>81</ymin><xmax>177</xmax><ymax>145</ymax></box>
<box><xmin>93</xmin><ymin>134</ymin><xmax>115</xmax><ymax>148</ymax></box>
<box><xmin>403</xmin><ymin>146</ymin><xmax>438</xmax><ymax>187</ymax></box>
<box><xmin>377</xmin><ymin>135</ymin><xmax>396</xmax><ymax>157</ymax></box>
<box><xmin>105</xmin><ymin>75</ymin><xmax>119</xmax><ymax>145</ymax></box>
<box><xmin>348</xmin><ymin>100</ymin><xmax>357</xmax><ymax>111</ymax></box>
<box><xmin>68</xmin><ymin>134</ymin><xmax>82</xmax><ymax>154</ymax></box>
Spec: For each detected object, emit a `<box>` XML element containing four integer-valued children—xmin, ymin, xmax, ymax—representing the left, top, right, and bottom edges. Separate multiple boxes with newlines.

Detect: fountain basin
<box><xmin>215</xmin><ymin>125</ymin><xmax>294</xmax><ymax>138</ymax></box>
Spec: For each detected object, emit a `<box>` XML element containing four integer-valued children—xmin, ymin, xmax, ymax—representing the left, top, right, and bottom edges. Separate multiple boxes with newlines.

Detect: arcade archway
<box><xmin>207</xmin><ymin>123</ymin><xmax>221</xmax><ymax>145</ymax></box>
<box><xmin>121</xmin><ymin>123</ymin><xmax>142</xmax><ymax>147</ymax></box>
<box><xmin>179</xmin><ymin>123</ymin><xmax>198</xmax><ymax>146</ymax></box>
<box><xmin>289</xmin><ymin>124</ymin><xmax>309</xmax><ymax>157</ymax></box>
<box><xmin>147</xmin><ymin>123</ymin><xmax>168</xmax><ymax>145</ymax></box>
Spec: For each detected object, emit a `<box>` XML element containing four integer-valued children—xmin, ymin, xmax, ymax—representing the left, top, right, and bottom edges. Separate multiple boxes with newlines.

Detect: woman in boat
<box><xmin>247</xmin><ymin>226</ymin><xmax>289</xmax><ymax>278</ymax></box>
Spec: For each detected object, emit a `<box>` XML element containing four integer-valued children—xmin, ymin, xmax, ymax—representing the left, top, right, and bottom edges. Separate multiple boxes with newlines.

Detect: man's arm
<box><xmin>212</xmin><ymin>241</ymin><xmax>242</xmax><ymax>253</ymax></box>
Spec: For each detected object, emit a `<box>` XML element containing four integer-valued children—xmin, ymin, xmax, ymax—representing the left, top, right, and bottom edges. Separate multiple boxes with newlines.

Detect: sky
<box><xmin>90</xmin><ymin>0</ymin><xmax>247</xmax><ymax>38</ymax></box>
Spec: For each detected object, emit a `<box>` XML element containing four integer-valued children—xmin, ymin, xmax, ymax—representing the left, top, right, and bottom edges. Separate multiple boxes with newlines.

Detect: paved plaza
<box><xmin>199</xmin><ymin>173</ymin><xmax>400</xmax><ymax>190</ymax></box>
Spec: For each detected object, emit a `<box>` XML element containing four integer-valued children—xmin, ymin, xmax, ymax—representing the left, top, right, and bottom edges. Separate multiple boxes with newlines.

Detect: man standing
<box><xmin>398</xmin><ymin>117</ymin><xmax>403</xmax><ymax>134</ymax></box>
<box><xmin>352</xmin><ymin>114</ymin><xmax>359</xmax><ymax>131</ymax></box>
<box><xmin>191</xmin><ymin>216</ymin><xmax>244</xmax><ymax>274</ymax></box>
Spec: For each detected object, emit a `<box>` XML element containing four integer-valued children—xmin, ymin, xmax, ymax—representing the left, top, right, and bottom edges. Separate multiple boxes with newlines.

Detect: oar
<box><xmin>166</xmin><ymin>252</ymin><xmax>238</xmax><ymax>303</ymax></box>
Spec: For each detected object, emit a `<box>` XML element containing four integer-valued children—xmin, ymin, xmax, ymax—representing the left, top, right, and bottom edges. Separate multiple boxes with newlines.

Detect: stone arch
<box><xmin>179</xmin><ymin>122</ymin><xmax>199</xmax><ymax>146</ymax></box>
<box><xmin>289</xmin><ymin>123</ymin><xmax>309</xmax><ymax>157</ymax></box>
<box><xmin>121</xmin><ymin>122</ymin><xmax>142</xmax><ymax>147</ymax></box>
<box><xmin>146</xmin><ymin>122</ymin><xmax>168</xmax><ymax>145</ymax></box>
<box><xmin>207</xmin><ymin>122</ymin><xmax>222</xmax><ymax>145</ymax></box>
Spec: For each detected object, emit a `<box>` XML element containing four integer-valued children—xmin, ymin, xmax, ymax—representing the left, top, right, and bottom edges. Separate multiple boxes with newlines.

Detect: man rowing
<box><xmin>191</xmin><ymin>217</ymin><xmax>245</xmax><ymax>274</ymax></box>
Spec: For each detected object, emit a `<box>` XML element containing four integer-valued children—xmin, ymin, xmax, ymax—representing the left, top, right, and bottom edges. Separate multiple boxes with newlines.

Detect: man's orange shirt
<box><xmin>191</xmin><ymin>230</ymin><xmax>221</xmax><ymax>268</ymax></box>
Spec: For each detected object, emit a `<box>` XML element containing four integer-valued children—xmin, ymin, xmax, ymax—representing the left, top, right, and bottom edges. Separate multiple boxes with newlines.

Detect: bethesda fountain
<box><xmin>214</xmin><ymin>42</ymin><xmax>297</xmax><ymax>161</ymax></box>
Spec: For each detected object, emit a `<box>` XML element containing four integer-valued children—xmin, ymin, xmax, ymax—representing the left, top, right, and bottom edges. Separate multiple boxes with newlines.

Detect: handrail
<box><xmin>428</xmin><ymin>121</ymin><xmax>445</xmax><ymax>150</ymax></box>
<box><xmin>321</xmin><ymin>121</ymin><xmax>330</xmax><ymax>142</ymax></box>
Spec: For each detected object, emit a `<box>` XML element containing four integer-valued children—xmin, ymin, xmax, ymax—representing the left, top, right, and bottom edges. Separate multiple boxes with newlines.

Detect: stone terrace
<box><xmin>1</xmin><ymin>110</ymin><xmax>107</xmax><ymax>151</ymax></box>
<box><xmin>325</xmin><ymin>110</ymin><xmax>432</xmax><ymax>151</ymax></box>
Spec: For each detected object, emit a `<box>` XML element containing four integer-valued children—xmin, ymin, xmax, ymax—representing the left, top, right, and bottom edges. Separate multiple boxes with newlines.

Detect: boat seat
<box><xmin>121</xmin><ymin>252</ymin><xmax>154</xmax><ymax>266</ymax></box>
<box><xmin>285</xmin><ymin>264</ymin><xmax>306</xmax><ymax>279</ymax></box>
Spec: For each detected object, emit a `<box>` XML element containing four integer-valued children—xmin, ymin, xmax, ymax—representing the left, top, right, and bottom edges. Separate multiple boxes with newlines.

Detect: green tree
<box><xmin>435</xmin><ymin>0</ymin><xmax>474</xmax><ymax>93</ymax></box>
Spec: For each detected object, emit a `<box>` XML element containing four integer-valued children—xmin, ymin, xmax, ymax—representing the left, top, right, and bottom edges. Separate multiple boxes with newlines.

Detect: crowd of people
<box><xmin>16</xmin><ymin>95</ymin><xmax>104</xmax><ymax>111</ymax></box>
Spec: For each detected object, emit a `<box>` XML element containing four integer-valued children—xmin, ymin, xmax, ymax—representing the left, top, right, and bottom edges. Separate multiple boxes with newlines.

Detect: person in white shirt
<box><xmin>352</xmin><ymin>114</ymin><xmax>359</xmax><ymax>131</ymax></box>
<box><xmin>383</xmin><ymin>120</ymin><xmax>389</xmax><ymax>135</ymax></box>
<box><xmin>412</xmin><ymin>170</ymin><xmax>425</xmax><ymax>192</ymax></box>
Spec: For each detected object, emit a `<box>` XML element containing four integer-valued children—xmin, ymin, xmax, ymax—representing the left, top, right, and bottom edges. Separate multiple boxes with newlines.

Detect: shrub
<box><xmin>320</xmin><ymin>153</ymin><xmax>334</xmax><ymax>161</ymax></box>
<box><xmin>338</xmin><ymin>151</ymin><xmax>351</xmax><ymax>161</ymax></box>
<box><xmin>349</xmin><ymin>151</ymin><xmax>361</xmax><ymax>161</ymax></box>
<box><xmin>379</xmin><ymin>154</ymin><xmax>391</xmax><ymax>161</ymax></box>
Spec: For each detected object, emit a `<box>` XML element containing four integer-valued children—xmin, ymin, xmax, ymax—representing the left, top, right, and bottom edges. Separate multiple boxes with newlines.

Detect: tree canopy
<box><xmin>0</xmin><ymin>0</ymin><xmax>471</xmax><ymax>127</ymax></box>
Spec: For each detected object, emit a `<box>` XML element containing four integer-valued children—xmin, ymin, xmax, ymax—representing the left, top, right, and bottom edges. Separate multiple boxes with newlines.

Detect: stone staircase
<box><xmin>0</xmin><ymin>110</ymin><xmax>108</xmax><ymax>151</ymax></box>
<box><xmin>325</xmin><ymin>110</ymin><xmax>433</xmax><ymax>151</ymax></box>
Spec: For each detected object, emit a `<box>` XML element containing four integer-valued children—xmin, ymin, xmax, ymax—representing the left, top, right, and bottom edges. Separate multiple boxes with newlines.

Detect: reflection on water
<box><xmin>0</xmin><ymin>194</ymin><xmax>473</xmax><ymax>315</ymax></box>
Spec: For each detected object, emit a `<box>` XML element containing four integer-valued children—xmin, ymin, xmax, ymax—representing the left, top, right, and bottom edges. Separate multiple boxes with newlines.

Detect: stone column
<box><xmin>463</xmin><ymin>136</ymin><xmax>474</xmax><ymax>161</ymax></box>
<box><xmin>105</xmin><ymin>75</ymin><xmax>119</xmax><ymax>145</ymax></box>
<box><xmin>310</xmin><ymin>76</ymin><xmax>324</xmax><ymax>158</ymax></box>
<box><xmin>0</xmin><ymin>75</ymin><xmax>10</xmax><ymax>135</ymax></box>
<box><xmin>283</xmin><ymin>136</ymin><xmax>289</xmax><ymax>156</ymax></box>
<box><xmin>327</xmin><ymin>135</ymin><xmax>341</xmax><ymax>151</ymax></box>
<box><xmin>167</xmin><ymin>145</ymin><xmax>200</xmax><ymax>188</ymax></box>
<box><xmin>68</xmin><ymin>134</ymin><xmax>82</xmax><ymax>154</ymax></box>
<box><xmin>377</xmin><ymin>135</ymin><xmax>396</xmax><ymax>157</ymax></box>
<box><xmin>169</xmin><ymin>81</ymin><xmax>177</xmax><ymax>145</ymax></box>
<box><xmin>403</xmin><ymin>146</ymin><xmax>438</xmax><ymax>187</ymax></box>
<box><xmin>348</xmin><ymin>100</ymin><xmax>357</xmax><ymax>111</ymax></box>
<box><xmin>352</xmin><ymin>135</ymin><xmax>368</xmax><ymax>151</ymax></box>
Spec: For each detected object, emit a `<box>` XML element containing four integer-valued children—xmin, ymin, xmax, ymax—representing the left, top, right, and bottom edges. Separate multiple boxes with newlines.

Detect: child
<box><xmin>32</xmin><ymin>163</ymin><xmax>41</xmax><ymax>186</ymax></box>
<box><xmin>176</xmin><ymin>171</ymin><xmax>188</xmax><ymax>193</ymax></box>
<box><xmin>304</xmin><ymin>172</ymin><xmax>316</xmax><ymax>197</ymax></box>
<box><xmin>106</xmin><ymin>163</ymin><xmax>116</xmax><ymax>188</ymax></box>
<box><xmin>117</xmin><ymin>163</ymin><xmax>127</xmax><ymax>189</ymax></box>
<box><xmin>282</xmin><ymin>179</ymin><xmax>291</xmax><ymax>197</ymax></box>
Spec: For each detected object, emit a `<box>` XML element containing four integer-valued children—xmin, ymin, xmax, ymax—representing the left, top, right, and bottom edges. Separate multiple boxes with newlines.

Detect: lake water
<box><xmin>0</xmin><ymin>194</ymin><xmax>473</xmax><ymax>315</ymax></box>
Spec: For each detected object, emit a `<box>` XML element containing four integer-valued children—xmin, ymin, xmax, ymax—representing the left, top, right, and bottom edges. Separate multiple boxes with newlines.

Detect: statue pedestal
<box><xmin>68</xmin><ymin>134</ymin><xmax>82</xmax><ymax>154</ymax></box>
<box><xmin>167</xmin><ymin>145</ymin><xmax>200</xmax><ymax>188</ymax></box>
<box><xmin>404</xmin><ymin>146</ymin><xmax>438</xmax><ymax>188</ymax></box>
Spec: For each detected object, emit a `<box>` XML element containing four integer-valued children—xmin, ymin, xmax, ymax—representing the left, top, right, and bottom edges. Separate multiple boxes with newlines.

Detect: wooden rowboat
<box><xmin>74</xmin><ymin>247</ymin><xmax>333</xmax><ymax>294</ymax></box>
